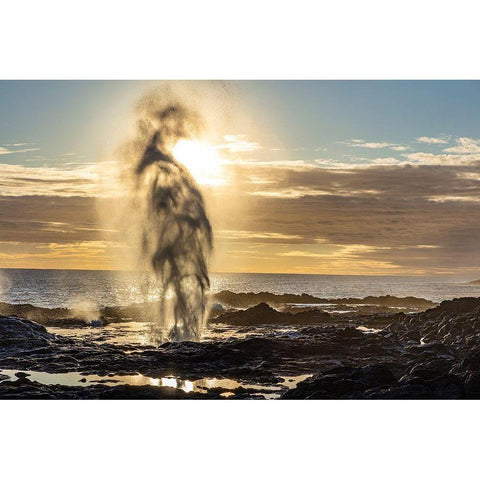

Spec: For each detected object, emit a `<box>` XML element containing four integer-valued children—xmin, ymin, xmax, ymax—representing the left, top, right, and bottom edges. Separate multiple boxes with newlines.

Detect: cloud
<box><xmin>204</xmin><ymin>157</ymin><xmax>480</xmax><ymax>273</ymax></box>
<box><xmin>277</xmin><ymin>244</ymin><xmax>384</xmax><ymax>258</ymax></box>
<box><xmin>354</xmin><ymin>142</ymin><xmax>396</xmax><ymax>149</ymax></box>
<box><xmin>232</xmin><ymin>162</ymin><xmax>480</xmax><ymax>204</ymax></box>
<box><xmin>250</xmin><ymin>186</ymin><xmax>381</xmax><ymax>199</ymax></box>
<box><xmin>341</xmin><ymin>139</ymin><xmax>408</xmax><ymax>152</ymax></box>
<box><xmin>416</xmin><ymin>136</ymin><xmax>450</xmax><ymax>144</ymax></box>
<box><xmin>0</xmin><ymin>161</ymin><xmax>122</xmax><ymax>197</ymax></box>
<box><xmin>427</xmin><ymin>195</ymin><xmax>480</xmax><ymax>203</ymax></box>
<box><xmin>217</xmin><ymin>229</ymin><xmax>302</xmax><ymax>241</ymax></box>
<box><xmin>250</xmin><ymin>188</ymin><xmax>333</xmax><ymax>198</ymax></box>
<box><xmin>401</xmin><ymin>152</ymin><xmax>480</xmax><ymax>166</ymax></box>
<box><xmin>216</xmin><ymin>134</ymin><xmax>261</xmax><ymax>153</ymax></box>
<box><xmin>343</xmin><ymin>140</ymin><xmax>398</xmax><ymax>149</ymax></box>
<box><xmin>0</xmin><ymin>196</ymin><xmax>115</xmax><ymax>243</ymax></box>
<box><xmin>0</xmin><ymin>146</ymin><xmax>40</xmax><ymax>155</ymax></box>
<box><xmin>5</xmin><ymin>138</ymin><xmax>480</xmax><ymax>274</ymax></box>
<box><xmin>0</xmin><ymin>240</ymin><xmax>127</xmax><ymax>269</ymax></box>
<box><xmin>443</xmin><ymin>137</ymin><xmax>480</xmax><ymax>154</ymax></box>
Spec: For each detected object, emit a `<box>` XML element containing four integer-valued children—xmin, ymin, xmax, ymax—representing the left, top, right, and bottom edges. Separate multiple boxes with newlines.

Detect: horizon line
<box><xmin>0</xmin><ymin>266</ymin><xmax>475</xmax><ymax>278</ymax></box>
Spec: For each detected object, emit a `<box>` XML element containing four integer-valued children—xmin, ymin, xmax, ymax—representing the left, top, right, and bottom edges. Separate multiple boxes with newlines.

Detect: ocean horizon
<box><xmin>2</xmin><ymin>268</ymin><xmax>480</xmax><ymax>308</ymax></box>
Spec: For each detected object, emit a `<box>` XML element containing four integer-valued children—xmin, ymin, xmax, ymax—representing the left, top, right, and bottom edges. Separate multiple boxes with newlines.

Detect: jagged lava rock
<box><xmin>0</xmin><ymin>316</ymin><xmax>56</xmax><ymax>349</ymax></box>
<box><xmin>211</xmin><ymin>303</ymin><xmax>330</xmax><ymax>326</ymax></box>
<box><xmin>282</xmin><ymin>365</ymin><xmax>396</xmax><ymax>399</ymax></box>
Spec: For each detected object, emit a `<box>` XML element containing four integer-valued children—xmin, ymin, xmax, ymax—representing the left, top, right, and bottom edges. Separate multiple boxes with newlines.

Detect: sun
<box><xmin>172</xmin><ymin>139</ymin><xmax>224</xmax><ymax>186</ymax></box>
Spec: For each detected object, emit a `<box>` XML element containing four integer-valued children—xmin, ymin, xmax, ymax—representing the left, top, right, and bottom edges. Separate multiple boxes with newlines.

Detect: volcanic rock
<box><xmin>212</xmin><ymin>303</ymin><xmax>330</xmax><ymax>326</ymax></box>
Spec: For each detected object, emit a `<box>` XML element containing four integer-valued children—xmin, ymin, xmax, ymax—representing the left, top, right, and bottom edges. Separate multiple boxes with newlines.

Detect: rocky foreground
<box><xmin>1</xmin><ymin>296</ymin><xmax>480</xmax><ymax>399</ymax></box>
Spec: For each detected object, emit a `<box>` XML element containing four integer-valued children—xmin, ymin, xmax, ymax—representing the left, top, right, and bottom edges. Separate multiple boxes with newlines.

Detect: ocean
<box><xmin>1</xmin><ymin>268</ymin><xmax>480</xmax><ymax>308</ymax></box>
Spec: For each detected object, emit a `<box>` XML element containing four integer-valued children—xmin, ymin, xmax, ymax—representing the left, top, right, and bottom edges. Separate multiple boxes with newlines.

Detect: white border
<box><xmin>1</xmin><ymin>1</ymin><xmax>479</xmax><ymax>477</ymax></box>
<box><xmin>2</xmin><ymin>400</ymin><xmax>479</xmax><ymax>479</ymax></box>
<box><xmin>1</xmin><ymin>0</ymin><xmax>479</xmax><ymax>79</ymax></box>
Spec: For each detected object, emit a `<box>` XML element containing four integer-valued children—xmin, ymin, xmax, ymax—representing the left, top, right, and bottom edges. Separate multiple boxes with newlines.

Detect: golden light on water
<box><xmin>161</xmin><ymin>377</ymin><xmax>178</xmax><ymax>389</ymax></box>
<box><xmin>183</xmin><ymin>380</ymin><xmax>194</xmax><ymax>393</ymax></box>
<box><xmin>172</xmin><ymin>139</ymin><xmax>225</xmax><ymax>186</ymax></box>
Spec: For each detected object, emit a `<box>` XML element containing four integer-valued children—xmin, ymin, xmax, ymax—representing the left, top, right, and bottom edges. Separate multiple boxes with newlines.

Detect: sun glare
<box><xmin>172</xmin><ymin>139</ymin><xmax>224</xmax><ymax>186</ymax></box>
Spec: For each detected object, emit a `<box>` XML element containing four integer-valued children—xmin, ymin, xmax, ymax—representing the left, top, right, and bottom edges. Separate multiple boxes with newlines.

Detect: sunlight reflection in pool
<box><xmin>0</xmin><ymin>369</ymin><xmax>311</xmax><ymax>399</ymax></box>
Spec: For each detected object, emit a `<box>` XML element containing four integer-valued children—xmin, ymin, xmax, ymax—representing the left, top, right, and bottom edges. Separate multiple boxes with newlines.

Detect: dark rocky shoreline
<box><xmin>0</xmin><ymin>291</ymin><xmax>436</xmax><ymax>327</ymax></box>
<box><xmin>1</xmin><ymin>295</ymin><xmax>480</xmax><ymax>399</ymax></box>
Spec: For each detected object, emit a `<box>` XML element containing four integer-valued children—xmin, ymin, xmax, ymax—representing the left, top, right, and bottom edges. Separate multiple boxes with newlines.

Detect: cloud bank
<box><xmin>3</xmin><ymin>133</ymin><xmax>480</xmax><ymax>274</ymax></box>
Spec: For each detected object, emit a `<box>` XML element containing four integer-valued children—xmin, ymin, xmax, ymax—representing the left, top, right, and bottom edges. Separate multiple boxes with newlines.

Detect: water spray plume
<box><xmin>122</xmin><ymin>95</ymin><xmax>213</xmax><ymax>342</ymax></box>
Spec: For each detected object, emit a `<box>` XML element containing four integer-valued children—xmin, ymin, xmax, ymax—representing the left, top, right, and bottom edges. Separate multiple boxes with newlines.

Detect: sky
<box><xmin>1</xmin><ymin>80</ymin><xmax>480</xmax><ymax>276</ymax></box>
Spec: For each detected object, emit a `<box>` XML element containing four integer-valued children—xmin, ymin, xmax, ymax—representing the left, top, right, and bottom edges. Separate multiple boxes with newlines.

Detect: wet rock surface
<box><xmin>1</xmin><ymin>296</ymin><xmax>480</xmax><ymax>399</ymax></box>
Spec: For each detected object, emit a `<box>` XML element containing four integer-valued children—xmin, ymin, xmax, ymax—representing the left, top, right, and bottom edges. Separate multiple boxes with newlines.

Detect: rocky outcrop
<box><xmin>211</xmin><ymin>303</ymin><xmax>331</xmax><ymax>326</ymax></box>
<box><xmin>0</xmin><ymin>302</ymin><xmax>71</xmax><ymax>324</ymax></box>
<box><xmin>212</xmin><ymin>290</ymin><xmax>435</xmax><ymax>310</ymax></box>
<box><xmin>0</xmin><ymin>290</ymin><xmax>436</xmax><ymax>329</ymax></box>
<box><xmin>387</xmin><ymin>297</ymin><xmax>480</xmax><ymax>349</ymax></box>
<box><xmin>282</xmin><ymin>365</ymin><xmax>396</xmax><ymax>399</ymax></box>
<box><xmin>0</xmin><ymin>316</ymin><xmax>56</xmax><ymax>349</ymax></box>
<box><xmin>282</xmin><ymin>363</ymin><xmax>467</xmax><ymax>399</ymax></box>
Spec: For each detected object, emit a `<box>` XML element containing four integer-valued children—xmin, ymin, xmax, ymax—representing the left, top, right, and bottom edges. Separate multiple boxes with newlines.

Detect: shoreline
<box><xmin>2</xmin><ymin>295</ymin><xmax>480</xmax><ymax>399</ymax></box>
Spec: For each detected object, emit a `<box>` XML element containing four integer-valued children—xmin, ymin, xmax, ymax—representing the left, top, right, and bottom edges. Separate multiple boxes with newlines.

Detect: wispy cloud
<box><xmin>343</xmin><ymin>140</ymin><xmax>396</xmax><ymax>149</ymax></box>
<box><xmin>353</xmin><ymin>142</ymin><xmax>396</xmax><ymax>149</ymax></box>
<box><xmin>0</xmin><ymin>240</ymin><xmax>128</xmax><ymax>269</ymax></box>
<box><xmin>2</xmin><ymin>143</ymin><xmax>31</xmax><ymax>147</ymax></box>
<box><xmin>250</xmin><ymin>186</ymin><xmax>381</xmax><ymax>199</ymax></box>
<box><xmin>401</xmin><ymin>152</ymin><xmax>480</xmax><ymax>166</ymax></box>
<box><xmin>217</xmin><ymin>229</ymin><xmax>302</xmax><ymax>241</ymax></box>
<box><xmin>216</xmin><ymin>134</ymin><xmax>261</xmax><ymax>153</ymax></box>
<box><xmin>416</xmin><ymin>136</ymin><xmax>450</xmax><ymax>144</ymax></box>
<box><xmin>0</xmin><ymin>146</ymin><xmax>40</xmax><ymax>155</ymax></box>
<box><xmin>0</xmin><ymin>161</ymin><xmax>121</xmax><ymax>197</ymax></box>
<box><xmin>341</xmin><ymin>139</ymin><xmax>407</xmax><ymax>151</ymax></box>
<box><xmin>277</xmin><ymin>244</ymin><xmax>383</xmax><ymax>258</ymax></box>
<box><xmin>249</xmin><ymin>188</ymin><xmax>333</xmax><ymax>199</ymax></box>
<box><xmin>427</xmin><ymin>195</ymin><xmax>480</xmax><ymax>203</ymax></box>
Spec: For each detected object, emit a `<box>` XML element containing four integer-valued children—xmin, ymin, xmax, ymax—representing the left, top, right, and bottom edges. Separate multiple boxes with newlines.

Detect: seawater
<box><xmin>1</xmin><ymin>269</ymin><xmax>480</xmax><ymax>308</ymax></box>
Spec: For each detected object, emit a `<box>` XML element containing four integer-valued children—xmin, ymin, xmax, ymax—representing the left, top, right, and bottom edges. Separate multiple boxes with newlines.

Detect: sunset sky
<box><xmin>2</xmin><ymin>80</ymin><xmax>480</xmax><ymax>276</ymax></box>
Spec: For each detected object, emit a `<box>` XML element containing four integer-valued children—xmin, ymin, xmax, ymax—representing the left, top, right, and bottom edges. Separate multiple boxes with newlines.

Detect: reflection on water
<box><xmin>220</xmin><ymin>392</ymin><xmax>235</xmax><ymax>398</ymax></box>
<box><xmin>51</xmin><ymin>323</ymin><xmax>155</xmax><ymax>346</ymax></box>
<box><xmin>0</xmin><ymin>369</ymin><xmax>311</xmax><ymax>399</ymax></box>
<box><xmin>356</xmin><ymin>326</ymin><xmax>383</xmax><ymax>334</ymax></box>
<box><xmin>49</xmin><ymin>322</ymin><xmax>299</xmax><ymax>347</ymax></box>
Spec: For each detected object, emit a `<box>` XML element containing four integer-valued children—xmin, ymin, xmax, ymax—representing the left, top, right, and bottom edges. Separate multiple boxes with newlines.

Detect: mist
<box><xmin>114</xmin><ymin>89</ymin><xmax>215</xmax><ymax>342</ymax></box>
